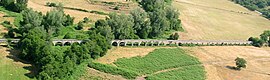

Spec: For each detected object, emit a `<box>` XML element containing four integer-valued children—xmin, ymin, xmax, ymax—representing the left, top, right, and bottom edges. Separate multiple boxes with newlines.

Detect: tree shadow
<box><xmin>226</xmin><ymin>66</ymin><xmax>240</xmax><ymax>71</ymax></box>
<box><xmin>4</xmin><ymin>46</ymin><xmax>38</xmax><ymax>79</ymax></box>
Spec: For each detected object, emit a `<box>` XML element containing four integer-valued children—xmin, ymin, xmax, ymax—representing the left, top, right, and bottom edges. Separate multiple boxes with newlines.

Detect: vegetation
<box><xmin>168</xmin><ymin>33</ymin><xmax>179</xmax><ymax>40</ymax></box>
<box><xmin>235</xmin><ymin>57</ymin><xmax>247</xmax><ymax>70</ymax></box>
<box><xmin>232</xmin><ymin>0</ymin><xmax>270</xmax><ymax>19</ymax></box>
<box><xmin>146</xmin><ymin>66</ymin><xmax>205</xmax><ymax>80</ymax></box>
<box><xmin>89</xmin><ymin>48</ymin><xmax>204</xmax><ymax>79</ymax></box>
<box><xmin>88</xmin><ymin>62</ymin><xmax>139</xmax><ymax>79</ymax></box>
<box><xmin>249</xmin><ymin>30</ymin><xmax>270</xmax><ymax>47</ymax></box>
<box><xmin>0</xmin><ymin>0</ymin><xmax>28</xmax><ymax>12</ymax></box>
<box><xmin>114</xmin><ymin>48</ymin><xmax>201</xmax><ymax>74</ymax></box>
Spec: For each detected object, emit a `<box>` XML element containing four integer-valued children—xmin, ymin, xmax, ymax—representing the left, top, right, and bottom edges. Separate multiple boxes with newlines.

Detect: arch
<box><xmin>126</xmin><ymin>42</ymin><xmax>133</xmax><ymax>46</ymax></box>
<box><xmin>64</xmin><ymin>42</ymin><xmax>71</xmax><ymax>46</ymax></box>
<box><xmin>112</xmin><ymin>42</ymin><xmax>118</xmax><ymax>46</ymax></box>
<box><xmin>119</xmin><ymin>42</ymin><xmax>126</xmax><ymax>46</ymax></box>
<box><xmin>140</xmin><ymin>42</ymin><xmax>147</xmax><ymax>46</ymax></box>
<box><xmin>55</xmin><ymin>42</ymin><xmax>63</xmax><ymax>46</ymax></box>
<box><xmin>133</xmin><ymin>42</ymin><xmax>140</xmax><ymax>46</ymax></box>
<box><xmin>153</xmin><ymin>41</ymin><xmax>159</xmax><ymax>46</ymax></box>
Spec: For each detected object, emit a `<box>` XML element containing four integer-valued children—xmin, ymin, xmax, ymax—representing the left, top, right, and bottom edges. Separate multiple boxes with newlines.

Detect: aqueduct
<box><xmin>0</xmin><ymin>39</ymin><xmax>252</xmax><ymax>46</ymax></box>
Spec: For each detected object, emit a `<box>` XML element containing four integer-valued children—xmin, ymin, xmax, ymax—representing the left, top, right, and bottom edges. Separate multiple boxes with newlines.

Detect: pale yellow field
<box><xmin>28</xmin><ymin>0</ymin><xmax>138</xmax><ymax>22</ymax></box>
<box><xmin>28</xmin><ymin>0</ymin><xmax>106</xmax><ymax>22</ymax></box>
<box><xmin>183</xmin><ymin>46</ymin><xmax>270</xmax><ymax>80</ymax></box>
<box><xmin>174</xmin><ymin>0</ymin><xmax>270</xmax><ymax>40</ymax></box>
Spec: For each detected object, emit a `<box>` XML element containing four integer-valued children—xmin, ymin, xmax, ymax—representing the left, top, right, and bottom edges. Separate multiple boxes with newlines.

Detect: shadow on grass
<box><xmin>3</xmin><ymin>45</ymin><xmax>38</xmax><ymax>79</ymax></box>
<box><xmin>226</xmin><ymin>66</ymin><xmax>240</xmax><ymax>71</ymax></box>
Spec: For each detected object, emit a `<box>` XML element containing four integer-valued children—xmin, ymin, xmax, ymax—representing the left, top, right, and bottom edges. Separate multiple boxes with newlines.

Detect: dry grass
<box><xmin>28</xmin><ymin>0</ymin><xmax>139</xmax><ymax>22</ymax></box>
<box><xmin>28</xmin><ymin>0</ymin><xmax>106</xmax><ymax>22</ymax></box>
<box><xmin>95</xmin><ymin>47</ymin><xmax>157</xmax><ymax>64</ymax></box>
<box><xmin>174</xmin><ymin>0</ymin><xmax>270</xmax><ymax>40</ymax></box>
<box><xmin>80</xmin><ymin>68</ymin><xmax>126</xmax><ymax>80</ymax></box>
<box><xmin>183</xmin><ymin>46</ymin><xmax>270</xmax><ymax>80</ymax></box>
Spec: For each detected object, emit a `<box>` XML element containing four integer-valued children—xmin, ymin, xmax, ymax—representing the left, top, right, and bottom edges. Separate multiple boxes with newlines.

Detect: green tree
<box><xmin>75</xmin><ymin>21</ymin><xmax>84</xmax><ymax>30</ymax></box>
<box><xmin>166</xmin><ymin>6</ymin><xmax>182</xmax><ymax>31</ymax></box>
<box><xmin>19</xmin><ymin>27</ymin><xmax>47</xmax><ymax>62</ymax></box>
<box><xmin>19</xmin><ymin>9</ymin><xmax>43</xmax><ymax>35</ymax></box>
<box><xmin>139</xmin><ymin>0</ymin><xmax>166</xmax><ymax>12</ymax></box>
<box><xmin>107</xmin><ymin>13</ymin><xmax>137</xmax><ymax>39</ymax></box>
<box><xmin>130</xmin><ymin>8</ymin><xmax>151</xmax><ymax>39</ymax></box>
<box><xmin>148</xmin><ymin>10</ymin><xmax>170</xmax><ymax>38</ymax></box>
<box><xmin>235</xmin><ymin>57</ymin><xmax>247</xmax><ymax>70</ymax></box>
<box><xmin>168</xmin><ymin>33</ymin><xmax>179</xmax><ymax>40</ymax></box>
<box><xmin>43</xmin><ymin>9</ymin><xmax>66</xmax><ymax>34</ymax></box>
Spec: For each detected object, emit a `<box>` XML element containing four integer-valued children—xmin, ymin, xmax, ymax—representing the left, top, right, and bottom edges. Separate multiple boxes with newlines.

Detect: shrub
<box><xmin>75</xmin><ymin>21</ymin><xmax>84</xmax><ymax>30</ymax></box>
<box><xmin>235</xmin><ymin>57</ymin><xmax>247</xmax><ymax>70</ymax></box>
<box><xmin>114</xmin><ymin>6</ymin><xmax>120</xmax><ymax>10</ymax></box>
<box><xmin>168</xmin><ymin>33</ymin><xmax>179</xmax><ymax>40</ymax></box>
<box><xmin>88</xmin><ymin>62</ymin><xmax>139</xmax><ymax>79</ymax></box>
<box><xmin>46</xmin><ymin>2</ymin><xmax>57</xmax><ymax>7</ymax></box>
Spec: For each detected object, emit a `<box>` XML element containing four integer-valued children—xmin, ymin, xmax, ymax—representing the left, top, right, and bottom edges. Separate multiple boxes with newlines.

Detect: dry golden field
<box><xmin>174</xmin><ymin>0</ymin><xmax>270</xmax><ymax>40</ymax></box>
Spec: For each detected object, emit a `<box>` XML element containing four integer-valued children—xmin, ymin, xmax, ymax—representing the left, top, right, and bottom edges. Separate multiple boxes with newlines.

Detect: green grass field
<box><xmin>0</xmin><ymin>47</ymin><xmax>32</xmax><ymax>80</ymax></box>
<box><xmin>89</xmin><ymin>48</ymin><xmax>205</xmax><ymax>80</ymax></box>
<box><xmin>146</xmin><ymin>65</ymin><xmax>205</xmax><ymax>80</ymax></box>
<box><xmin>114</xmin><ymin>48</ymin><xmax>201</xmax><ymax>75</ymax></box>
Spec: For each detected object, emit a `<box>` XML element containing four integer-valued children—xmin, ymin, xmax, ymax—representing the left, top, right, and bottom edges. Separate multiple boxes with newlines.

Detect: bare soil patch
<box><xmin>80</xmin><ymin>68</ymin><xmax>126</xmax><ymax>80</ymax></box>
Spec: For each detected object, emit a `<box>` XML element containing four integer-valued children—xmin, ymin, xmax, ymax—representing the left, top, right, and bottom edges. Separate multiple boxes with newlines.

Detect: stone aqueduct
<box><xmin>0</xmin><ymin>39</ymin><xmax>252</xmax><ymax>46</ymax></box>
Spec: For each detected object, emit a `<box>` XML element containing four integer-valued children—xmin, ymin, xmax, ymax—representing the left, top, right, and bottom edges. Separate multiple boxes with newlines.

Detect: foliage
<box><xmin>107</xmin><ymin>13</ymin><xmax>137</xmax><ymax>39</ymax></box>
<box><xmin>114</xmin><ymin>48</ymin><xmax>201</xmax><ymax>74</ymax></box>
<box><xmin>88</xmin><ymin>62</ymin><xmax>139</xmax><ymax>79</ymax></box>
<box><xmin>130</xmin><ymin>8</ymin><xmax>151</xmax><ymax>39</ymax></box>
<box><xmin>75</xmin><ymin>21</ymin><xmax>84</xmax><ymax>30</ymax></box>
<box><xmin>232</xmin><ymin>0</ymin><xmax>270</xmax><ymax>19</ymax></box>
<box><xmin>0</xmin><ymin>0</ymin><xmax>28</xmax><ymax>12</ymax></box>
<box><xmin>235</xmin><ymin>57</ymin><xmax>247</xmax><ymax>70</ymax></box>
<box><xmin>168</xmin><ymin>33</ymin><xmax>179</xmax><ymax>40</ymax></box>
<box><xmin>146</xmin><ymin>66</ymin><xmax>205</xmax><ymax>80</ymax></box>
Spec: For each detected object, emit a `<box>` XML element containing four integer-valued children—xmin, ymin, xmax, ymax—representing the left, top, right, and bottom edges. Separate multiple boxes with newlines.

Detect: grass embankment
<box><xmin>89</xmin><ymin>48</ymin><xmax>206</xmax><ymax>80</ymax></box>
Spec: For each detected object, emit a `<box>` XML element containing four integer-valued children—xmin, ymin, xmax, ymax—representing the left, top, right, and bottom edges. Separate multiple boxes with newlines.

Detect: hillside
<box><xmin>174</xmin><ymin>0</ymin><xmax>270</xmax><ymax>40</ymax></box>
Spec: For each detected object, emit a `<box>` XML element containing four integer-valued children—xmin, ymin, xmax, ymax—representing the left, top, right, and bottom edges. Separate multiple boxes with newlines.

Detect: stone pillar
<box><xmin>117</xmin><ymin>42</ymin><xmax>120</xmax><ymax>46</ymax></box>
<box><xmin>145</xmin><ymin>42</ymin><xmax>147</xmax><ymax>46</ymax></box>
<box><xmin>124</xmin><ymin>42</ymin><xmax>127</xmax><ymax>46</ymax></box>
<box><xmin>131</xmin><ymin>42</ymin><xmax>134</xmax><ymax>46</ymax></box>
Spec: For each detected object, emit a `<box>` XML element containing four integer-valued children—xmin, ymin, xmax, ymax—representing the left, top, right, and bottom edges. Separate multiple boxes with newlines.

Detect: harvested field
<box><xmin>183</xmin><ymin>46</ymin><xmax>270</xmax><ymax>80</ymax></box>
<box><xmin>174</xmin><ymin>0</ymin><xmax>270</xmax><ymax>40</ymax></box>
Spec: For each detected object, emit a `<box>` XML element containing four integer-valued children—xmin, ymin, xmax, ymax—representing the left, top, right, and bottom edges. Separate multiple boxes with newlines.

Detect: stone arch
<box><xmin>119</xmin><ymin>42</ymin><xmax>126</xmax><ymax>46</ymax></box>
<box><xmin>55</xmin><ymin>42</ymin><xmax>63</xmax><ymax>46</ymax></box>
<box><xmin>112</xmin><ymin>42</ymin><xmax>118</xmax><ymax>46</ymax></box>
<box><xmin>140</xmin><ymin>41</ymin><xmax>147</xmax><ymax>46</ymax></box>
<box><xmin>153</xmin><ymin>41</ymin><xmax>159</xmax><ymax>46</ymax></box>
<box><xmin>126</xmin><ymin>42</ymin><xmax>133</xmax><ymax>46</ymax></box>
<box><xmin>133</xmin><ymin>42</ymin><xmax>140</xmax><ymax>46</ymax></box>
<box><xmin>64</xmin><ymin>42</ymin><xmax>71</xmax><ymax>46</ymax></box>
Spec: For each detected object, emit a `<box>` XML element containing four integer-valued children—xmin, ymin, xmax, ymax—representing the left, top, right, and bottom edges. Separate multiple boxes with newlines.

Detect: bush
<box><xmin>168</xmin><ymin>33</ymin><xmax>179</xmax><ymax>40</ymax></box>
<box><xmin>235</xmin><ymin>57</ymin><xmax>247</xmax><ymax>70</ymax></box>
<box><xmin>114</xmin><ymin>6</ymin><xmax>120</xmax><ymax>10</ymax></box>
<box><xmin>248</xmin><ymin>37</ymin><xmax>264</xmax><ymax>47</ymax></box>
<box><xmin>46</xmin><ymin>2</ymin><xmax>57</xmax><ymax>7</ymax></box>
<box><xmin>88</xmin><ymin>62</ymin><xmax>139</xmax><ymax>79</ymax></box>
<box><xmin>75</xmin><ymin>21</ymin><xmax>84</xmax><ymax>30</ymax></box>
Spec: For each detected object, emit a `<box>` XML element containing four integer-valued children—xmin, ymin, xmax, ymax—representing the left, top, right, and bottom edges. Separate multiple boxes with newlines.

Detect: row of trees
<box><xmin>232</xmin><ymin>0</ymin><xmax>270</xmax><ymax>19</ymax></box>
<box><xmin>13</xmin><ymin>5</ymin><xmax>111</xmax><ymax>79</ymax></box>
<box><xmin>99</xmin><ymin>0</ymin><xmax>182</xmax><ymax>39</ymax></box>
<box><xmin>0</xmin><ymin>0</ymin><xmax>28</xmax><ymax>12</ymax></box>
<box><xmin>248</xmin><ymin>30</ymin><xmax>270</xmax><ymax>47</ymax></box>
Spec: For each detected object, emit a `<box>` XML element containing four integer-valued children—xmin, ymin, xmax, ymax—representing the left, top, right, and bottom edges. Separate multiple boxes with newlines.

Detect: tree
<box><xmin>75</xmin><ymin>21</ymin><xmax>84</xmax><ymax>30</ymax></box>
<box><xmin>107</xmin><ymin>13</ymin><xmax>137</xmax><ymax>39</ymax></box>
<box><xmin>43</xmin><ymin>9</ymin><xmax>66</xmax><ymax>34</ymax></box>
<box><xmin>248</xmin><ymin>37</ymin><xmax>264</xmax><ymax>47</ymax></box>
<box><xmin>94</xmin><ymin>20</ymin><xmax>114</xmax><ymax>44</ymax></box>
<box><xmin>166</xmin><ymin>6</ymin><xmax>182</xmax><ymax>31</ymax></box>
<box><xmin>130</xmin><ymin>8</ymin><xmax>151</xmax><ymax>39</ymax></box>
<box><xmin>139</xmin><ymin>0</ymin><xmax>166</xmax><ymax>12</ymax></box>
<box><xmin>19</xmin><ymin>27</ymin><xmax>47</xmax><ymax>62</ymax></box>
<box><xmin>235</xmin><ymin>57</ymin><xmax>247</xmax><ymax>70</ymax></box>
<box><xmin>168</xmin><ymin>33</ymin><xmax>179</xmax><ymax>40</ymax></box>
<box><xmin>148</xmin><ymin>9</ymin><xmax>170</xmax><ymax>38</ymax></box>
<box><xmin>18</xmin><ymin>9</ymin><xmax>43</xmax><ymax>35</ymax></box>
